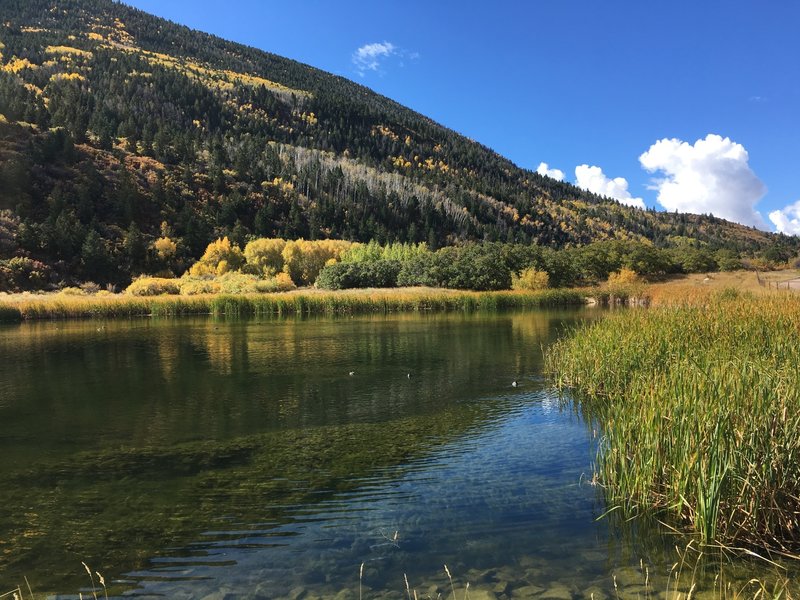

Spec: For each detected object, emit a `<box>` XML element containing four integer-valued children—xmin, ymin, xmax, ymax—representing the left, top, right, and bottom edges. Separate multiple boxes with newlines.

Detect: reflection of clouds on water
<box><xmin>540</xmin><ymin>395</ymin><xmax>558</xmax><ymax>413</ymax></box>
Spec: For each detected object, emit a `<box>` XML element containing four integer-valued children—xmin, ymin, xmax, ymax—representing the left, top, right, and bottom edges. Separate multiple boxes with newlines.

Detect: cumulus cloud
<box><xmin>769</xmin><ymin>200</ymin><xmax>800</xmax><ymax>235</ymax></box>
<box><xmin>639</xmin><ymin>134</ymin><xmax>767</xmax><ymax>228</ymax></box>
<box><xmin>536</xmin><ymin>162</ymin><xmax>565</xmax><ymax>181</ymax></box>
<box><xmin>352</xmin><ymin>41</ymin><xmax>397</xmax><ymax>76</ymax></box>
<box><xmin>574</xmin><ymin>164</ymin><xmax>645</xmax><ymax>209</ymax></box>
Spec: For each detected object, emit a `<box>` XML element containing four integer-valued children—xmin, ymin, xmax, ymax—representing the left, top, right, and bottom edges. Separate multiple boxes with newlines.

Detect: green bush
<box><xmin>397</xmin><ymin>244</ymin><xmax>511</xmax><ymax>291</ymax></box>
<box><xmin>670</xmin><ymin>246</ymin><xmax>719</xmax><ymax>273</ymax></box>
<box><xmin>316</xmin><ymin>260</ymin><xmax>402</xmax><ymax>290</ymax></box>
<box><xmin>0</xmin><ymin>257</ymin><xmax>51</xmax><ymax>292</ymax></box>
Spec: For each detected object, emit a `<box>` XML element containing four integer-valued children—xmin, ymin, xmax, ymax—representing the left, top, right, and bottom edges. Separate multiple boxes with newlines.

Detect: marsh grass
<box><xmin>546</xmin><ymin>293</ymin><xmax>800</xmax><ymax>552</ymax></box>
<box><xmin>0</xmin><ymin>288</ymin><xmax>586</xmax><ymax>321</ymax></box>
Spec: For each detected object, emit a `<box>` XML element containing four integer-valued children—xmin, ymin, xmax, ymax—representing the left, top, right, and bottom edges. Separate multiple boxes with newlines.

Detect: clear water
<box><xmin>0</xmin><ymin>310</ymin><xmax>792</xmax><ymax>598</ymax></box>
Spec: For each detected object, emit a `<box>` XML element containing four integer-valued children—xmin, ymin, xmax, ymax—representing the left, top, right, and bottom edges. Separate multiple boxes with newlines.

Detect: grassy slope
<box><xmin>643</xmin><ymin>270</ymin><xmax>800</xmax><ymax>305</ymax></box>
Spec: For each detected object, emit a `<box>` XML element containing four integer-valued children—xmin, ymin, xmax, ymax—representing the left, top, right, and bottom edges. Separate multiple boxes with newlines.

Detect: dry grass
<box><xmin>0</xmin><ymin>287</ymin><xmax>586</xmax><ymax>321</ymax></box>
<box><xmin>643</xmin><ymin>270</ymin><xmax>800</xmax><ymax>306</ymax></box>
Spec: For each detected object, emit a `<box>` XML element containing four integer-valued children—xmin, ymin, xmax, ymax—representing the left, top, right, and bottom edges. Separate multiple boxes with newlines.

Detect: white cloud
<box><xmin>769</xmin><ymin>200</ymin><xmax>800</xmax><ymax>235</ymax></box>
<box><xmin>639</xmin><ymin>134</ymin><xmax>767</xmax><ymax>228</ymax></box>
<box><xmin>352</xmin><ymin>41</ymin><xmax>397</xmax><ymax>76</ymax></box>
<box><xmin>536</xmin><ymin>162</ymin><xmax>565</xmax><ymax>181</ymax></box>
<box><xmin>574</xmin><ymin>164</ymin><xmax>645</xmax><ymax>209</ymax></box>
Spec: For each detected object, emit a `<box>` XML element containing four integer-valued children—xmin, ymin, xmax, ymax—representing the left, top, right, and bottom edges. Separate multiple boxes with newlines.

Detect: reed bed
<box><xmin>546</xmin><ymin>292</ymin><xmax>800</xmax><ymax>552</ymax></box>
<box><xmin>0</xmin><ymin>288</ymin><xmax>585</xmax><ymax>321</ymax></box>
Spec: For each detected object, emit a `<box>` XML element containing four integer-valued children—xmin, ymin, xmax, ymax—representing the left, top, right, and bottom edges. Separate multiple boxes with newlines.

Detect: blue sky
<box><xmin>124</xmin><ymin>0</ymin><xmax>800</xmax><ymax>234</ymax></box>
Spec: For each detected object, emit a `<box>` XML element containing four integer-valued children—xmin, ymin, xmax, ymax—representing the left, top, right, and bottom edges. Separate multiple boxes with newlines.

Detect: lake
<box><xmin>0</xmin><ymin>310</ymin><xmax>790</xmax><ymax>598</ymax></box>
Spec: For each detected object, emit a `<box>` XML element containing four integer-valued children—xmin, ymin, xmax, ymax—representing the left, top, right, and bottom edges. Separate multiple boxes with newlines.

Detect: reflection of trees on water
<box><xmin>0</xmin><ymin>311</ymin><xmax>583</xmax><ymax>591</ymax></box>
<box><xmin>3</xmin><ymin>312</ymin><xmax>581</xmax><ymax>452</ymax></box>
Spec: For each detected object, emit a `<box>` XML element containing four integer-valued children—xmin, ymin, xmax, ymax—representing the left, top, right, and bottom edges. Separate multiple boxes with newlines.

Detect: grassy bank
<box><xmin>546</xmin><ymin>291</ymin><xmax>800</xmax><ymax>552</ymax></box>
<box><xmin>0</xmin><ymin>287</ymin><xmax>586</xmax><ymax>321</ymax></box>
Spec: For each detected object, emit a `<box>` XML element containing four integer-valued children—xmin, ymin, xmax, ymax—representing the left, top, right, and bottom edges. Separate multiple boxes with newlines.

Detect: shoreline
<box><xmin>0</xmin><ymin>287</ymin><xmax>588</xmax><ymax>322</ymax></box>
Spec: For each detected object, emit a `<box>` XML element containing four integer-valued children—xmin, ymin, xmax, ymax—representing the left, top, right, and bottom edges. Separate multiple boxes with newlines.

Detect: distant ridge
<box><xmin>0</xmin><ymin>0</ymin><xmax>790</xmax><ymax>285</ymax></box>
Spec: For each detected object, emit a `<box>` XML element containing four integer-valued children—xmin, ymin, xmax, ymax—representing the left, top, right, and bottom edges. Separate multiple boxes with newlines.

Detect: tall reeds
<box><xmin>0</xmin><ymin>288</ymin><xmax>586</xmax><ymax>321</ymax></box>
<box><xmin>546</xmin><ymin>292</ymin><xmax>800</xmax><ymax>551</ymax></box>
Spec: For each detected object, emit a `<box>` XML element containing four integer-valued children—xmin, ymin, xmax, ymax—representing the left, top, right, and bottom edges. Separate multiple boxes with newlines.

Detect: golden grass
<box><xmin>642</xmin><ymin>270</ymin><xmax>799</xmax><ymax>306</ymax></box>
<box><xmin>0</xmin><ymin>287</ymin><xmax>586</xmax><ymax>321</ymax></box>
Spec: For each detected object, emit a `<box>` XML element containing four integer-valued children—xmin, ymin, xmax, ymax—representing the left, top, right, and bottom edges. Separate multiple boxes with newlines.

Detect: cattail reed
<box><xmin>546</xmin><ymin>292</ymin><xmax>800</xmax><ymax>551</ymax></box>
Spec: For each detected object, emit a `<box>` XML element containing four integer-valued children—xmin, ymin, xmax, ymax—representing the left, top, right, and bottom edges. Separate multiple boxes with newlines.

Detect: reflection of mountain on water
<box><xmin>0</xmin><ymin>310</ymin><xmax>583</xmax><ymax>593</ymax></box>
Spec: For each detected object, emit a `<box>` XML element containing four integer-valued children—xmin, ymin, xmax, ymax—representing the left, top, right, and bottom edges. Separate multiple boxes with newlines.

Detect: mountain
<box><xmin>0</xmin><ymin>0</ymin><xmax>792</xmax><ymax>287</ymax></box>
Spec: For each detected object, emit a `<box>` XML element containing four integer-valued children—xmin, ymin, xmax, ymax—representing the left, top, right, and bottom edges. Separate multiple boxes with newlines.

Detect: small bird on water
<box><xmin>511</xmin><ymin>380</ymin><xmax>518</xmax><ymax>387</ymax></box>
<box><xmin>349</xmin><ymin>371</ymin><xmax>355</xmax><ymax>376</ymax></box>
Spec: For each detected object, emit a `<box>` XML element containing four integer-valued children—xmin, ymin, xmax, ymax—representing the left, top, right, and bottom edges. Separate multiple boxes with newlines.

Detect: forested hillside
<box><xmin>0</xmin><ymin>0</ymin><xmax>794</xmax><ymax>288</ymax></box>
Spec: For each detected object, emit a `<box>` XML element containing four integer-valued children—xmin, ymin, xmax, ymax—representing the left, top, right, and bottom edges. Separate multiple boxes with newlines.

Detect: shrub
<box><xmin>0</xmin><ymin>257</ymin><xmax>51</xmax><ymax>292</ymax></box>
<box><xmin>541</xmin><ymin>248</ymin><xmax>579</xmax><ymax>288</ymax></box>
<box><xmin>397</xmin><ymin>250</ymin><xmax>453</xmax><ymax>288</ymax></box>
<box><xmin>607</xmin><ymin>267</ymin><xmax>640</xmax><ymax>285</ymax></box>
<box><xmin>188</xmin><ymin>237</ymin><xmax>245</xmax><ymax>277</ymax></box>
<box><xmin>670</xmin><ymin>247</ymin><xmax>718</xmax><ymax>273</ymax></box>
<box><xmin>604</xmin><ymin>268</ymin><xmax>645</xmax><ymax>302</ymax></box>
<box><xmin>80</xmin><ymin>281</ymin><xmax>101</xmax><ymax>295</ymax></box>
<box><xmin>217</xmin><ymin>272</ymin><xmax>260</xmax><ymax>294</ymax></box>
<box><xmin>397</xmin><ymin>244</ymin><xmax>512</xmax><ymax>291</ymax></box>
<box><xmin>58</xmin><ymin>286</ymin><xmax>87</xmax><ymax>296</ymax></box>
<box><xmin>179</xmin><ymin>278</ymin><xmax>221</xmax><ymax>295</ymax></box>
<box><xmin>512</xmin><ymin>267</ymin><xmax>550</xmax><ymax>291</ymax></box>
<box><xmin>275</xmin><ymin>272</ymin><xmax>297</xmax><ymax>291</ymax></box>
<box><xmin>126</xmin><ymin>277</ymin><xmax>181</xmax><ymax>296</ymax></box>
<box><xmin>281</xmin><ymin>239</ymin><xmax>353</xmax><ymax>286</ymax></box>
<box><xmin>255</xmin><ymin>272</ymin><xmax>296</xmax><ymax>293</ymax></box>
<box><xmin>316</xmin><ymin>260</ymin><xmax>402</xmax><ymax>290</ymax></box>
<box><xmin>715</xmin><ymin>249</ymin><xmax>743</xmax><ymax>272</ymax></box>
<box><xmin>243</xmin><ymin>238</ymin><xmax>286</xmax><ymax>276</ymax></box>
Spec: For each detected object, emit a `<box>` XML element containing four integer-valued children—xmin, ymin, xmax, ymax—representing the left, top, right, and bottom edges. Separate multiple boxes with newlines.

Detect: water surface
<box><xmin>0</xmin><ymin>310</ymin><xmax>790</xmax><ymax>598</ymax></box>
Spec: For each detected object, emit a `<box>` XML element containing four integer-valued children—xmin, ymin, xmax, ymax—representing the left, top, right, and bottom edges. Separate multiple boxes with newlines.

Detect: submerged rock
<box><xmin>493</xmin><ymin>580</ymin><xmax>512</xmax><ymax>596</ymax></box>
<box><xmin>580</xmin><ymin>585</ymin><xmax>608</xmax><ymax>600</ymax></box>
<box><xmin>616</xmin><ymin>584</ymin><xmax>648</xmax><ymax>600</ymax></box>
<box><xmin>288</xmin><ymin>586</ymin><xmax>308</xmax><ymax>600</ymax></box>
<box><xmin>512</xmin><ymin>584</ymin><xmax>546</xmax><ymax>598</ymax></box>
<box><xmin>611</xmin><ymin>567</ymin><xmax>645</xmax><ymax>588</ymax></box>
<box><xmin>467</xmin><ymin>589</ymin><xmax>499</xmax><ymax>600</ymax></box>
<box><xmin>539</xmin><ymin>583</ymin><xmax>574</xmax><ymax>600</ymax></box>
